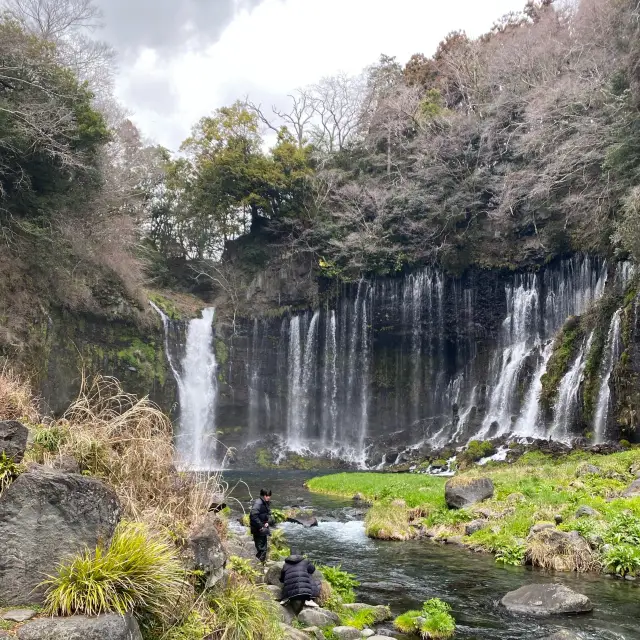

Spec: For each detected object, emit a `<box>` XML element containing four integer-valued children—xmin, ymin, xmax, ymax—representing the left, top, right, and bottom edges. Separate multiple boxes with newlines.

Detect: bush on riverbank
<box><xmin>308</xmin><ymin>450</ymin><xmax>640</xmax><ymax>576</ymax></box>
<box><xmin>394</xmin><ymin>598</ymin><xmax>456</xmax><ymax>639</ymax></box>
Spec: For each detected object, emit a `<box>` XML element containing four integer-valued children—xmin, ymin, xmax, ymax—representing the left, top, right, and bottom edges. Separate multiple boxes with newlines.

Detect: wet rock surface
<box><xmin>501</xmin><ymin>584</ymin><xmax>593</xmax><ymax>616</ymax></box>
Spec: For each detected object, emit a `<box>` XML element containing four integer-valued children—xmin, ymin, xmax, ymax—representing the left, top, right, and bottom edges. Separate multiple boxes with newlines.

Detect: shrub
<box><xmin>0</xmin><ymin>367</ymin><xmax>39</xmax><ymax>422</ymax></box>
<box><xmin>228</xmin><ymin>556</ymin><xmax>260</xmax><ymax>583</ymax></box>
<box><xmin>55</xmin><ymin>375</ymin><xmax>223</xmax><ymax>531</ymax></box>
<box><xmin>495</xmin><ymin>541</ymin><xmax>526</xmax><ymax>566</ymax></box>
<box><xmin>318</xmin><ymin>564</ymin><xmax>359</xmax><ymax>604</ymax></box>
<box><xmin>271</xmin><ymin>508</ymin><xmax>287</xmax><ymax>524</ymax></box>
<box><xmin>420</xmin><ymin>599</ymin><xmax>456</xmax><ymax>639</ymax></box>
<box><xmin>394</xmin><ymin>599</ymin><xmax>455</xmax><ymax>639</ymax></box>
<box><xmin>604</xmin><ymin>513</ymin><xmax>640</xmax><ymax>546</ymax></box>
<box><xmin>603</xmin><ymin>544</ymin><xmax>640</xmax><ymax>577</ymax></box>
<box><xmin>459</xmin><ymin>440</ymin><xmax>495</xmax><ymax>467</ymax></box>
<box><xmin>162</xmin><ymin>611</ymin><xmax>211</xmax><ymax>640</ymax></box>
<box><xmin>365</xmin><ymin>503</ymin><xmax>415</xmax><ymax>540</ymax></box>
<box><xmin>43</xmin><ymin>520</ymin><xmax>187</xmax><ymax>621</ymax></box>
<box><xmin>339</xmin><ymin>607</ymin><xmax>376</xmax><ymax>630</ymax></box>
<box><xmin>208</xmin><ymin>582</ymin><xmax>284</xmax><ymax>639</ymax></box>
<box><xmin>0</xmin><ymin>451</ymin><xmax>22</xmax><ymax>494</ymax></box>
<box><xmin>268</xmin><ymin>528</ymin><xmax>290</xmax><ymax>561</ymax></box>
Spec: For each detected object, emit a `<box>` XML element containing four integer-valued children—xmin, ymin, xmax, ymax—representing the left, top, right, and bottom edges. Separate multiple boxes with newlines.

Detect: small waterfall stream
<box><xmin>593</xmin><ymin>310</ymin><xmax>622</xmax><ymax>444</ymax></box>
<box><xmin>151</xmin><ymin>303</ymin><xmax>218</xmax><ymax>470</ymax></box>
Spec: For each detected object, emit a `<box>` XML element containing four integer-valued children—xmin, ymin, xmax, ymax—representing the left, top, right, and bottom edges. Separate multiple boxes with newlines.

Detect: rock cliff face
<box><xmin>156</xmin><ymin>254</ymin><xmax>639</xmax><ymax>467</ymax></box>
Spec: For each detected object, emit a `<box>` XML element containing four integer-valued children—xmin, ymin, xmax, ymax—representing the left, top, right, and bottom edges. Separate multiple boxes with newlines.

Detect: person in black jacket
<box><xmin>279</xmin><ymin>548</ymin><xmax>317</xmax><ymax>614</ymax></box>
<box><xmin>249</xmin><ymin>488</ymin><xmax>272</xmax><ymax>564</ymax></box>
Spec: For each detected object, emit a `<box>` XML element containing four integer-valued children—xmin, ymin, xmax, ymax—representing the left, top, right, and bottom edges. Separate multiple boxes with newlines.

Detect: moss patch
<box><xmin>540</xmin><ymin>316</ymin><xmax>583</xmax><ymax>412</ymax></box>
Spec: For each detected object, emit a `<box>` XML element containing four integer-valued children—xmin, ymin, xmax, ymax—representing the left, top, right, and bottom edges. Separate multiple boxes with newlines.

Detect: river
<box><xmin>224</xmin><ymin>470</ymin><xmax>639</xmax><ymax>640</ymax></box>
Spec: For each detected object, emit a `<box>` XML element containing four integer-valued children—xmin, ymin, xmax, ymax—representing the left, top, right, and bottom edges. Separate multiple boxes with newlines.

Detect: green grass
<box><xmin>307</xmin><ymin>472</ymin><xmax>446</xmax><ymax>508</ymax></box>
<box><xmin>0</xmin><ymin>451</ymin><xmax>23</xmax><ymax>494</ymax></box>
<box><xmin>394</xmin><ymin>599</ymin><xmax>456</xmax><ymax>639</ymax></box>
<box><xmin>208</xmin><ymin>582</ymin><xmax>284</xmax><ymax>640</ymax></box>
<box><xmin>42</xmin><ymin>520</ymin><xmax>186</xmax><ymax>621</ymax></box>
<box><xmin>339</xmin><ymin>607</ymin><xmax>377</xmax><ymax>629</ymax></box>
<box><xmin>309</xmin><ymin>450</ymin><xmax>640</xmax><ymax>573</ymax></box>
<box><xmin>318</xmin><ymin>564</ymin><xmax>359</xmax><ymax>603</ymax></box>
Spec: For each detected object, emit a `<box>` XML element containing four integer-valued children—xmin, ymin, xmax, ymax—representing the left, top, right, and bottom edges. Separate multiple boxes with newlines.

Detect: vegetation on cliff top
<box><xmin>308</xmin><ymin>449</ymin><xmax>640</xmax><ymax>576</ymax></box>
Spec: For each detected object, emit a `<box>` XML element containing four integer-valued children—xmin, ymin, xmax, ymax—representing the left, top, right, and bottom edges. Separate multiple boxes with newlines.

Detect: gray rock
<box><xmin>465</xmin><ymin>519</ymin><xmax>487</xmax><ymax>535</ymax></box>
<box><xmin>17</xmin><ymin>613</ymin><xmax>142</xmax><ymax>640</ymax></box>
<box><xmin>276</xmin><ymin>604</ymin><xmax>295</xmax><ymax>625</ymax></box>
<box><xmin>282</xmin><ymin>626</ymin><xmax>309</xmax><ymax>640</ymax></box>
<box><xmin>2</xmin><ymin>609</ymin><xmax>37</xmax><ymax>622</ymax></box>
<box><xmin>362</xmin><ymin>631</ymin><xmax>375</xmax><ymax>638</ymax></box>
<box><xmin>542</xmin><ymin>631</ymin><xmax>582</xmax><ymax>640</ymax></box>
<box><xmin>265</xmin><ymin>584</ymin><xmax>282</xmax><ymax>599</ymax></box>
<box><xmin>0</xmin><ymin>469</ymin><xmax>121</xmax><ymax>604</ymax></box>
<box><xmin>298</xmin><ymin>607</ymin><xmax>340</xmax><ymax>627</ymax></box>
<box><xmin>501</xmin><ymin>584</ymin><xmax>593</xmax><ymax>616</ymax></box>
<box><xmin>48</xmin><ymin>455</ymin><xmax>81</xmax><ymax>474</ymax></box>
<box><xmin>189</xmin><ymin>512</ymin><xmax>227</xmax><ymax>588</ymax></box>
<box><xmin>445</xmin><ymin>477</ymin><xmax>494</xmax><ymax>509</ymax></box>
<box><xmin>575</xmin><ymin>505</ymin><xmax>599</xmax><ymax>518</ymax></box>
<box><xmin>529</xmin><ymin>522</ymin><xmax>556</xmax><ymax>535</ymax></box>
<box><xmin>300</xmin><ymin>627</ymin><xmax>324</xmax><ymax>640</ymax></box>
<box><xmin>332</xmin><ymin>627</ymin><xmax>361</xmax><ymax>640</ymax></box>
<box><xmin>0</xmin><ymin>632</ymin><xmax>11</xmax><ymax>639</ymax></box>
<box><xmin>0</xmin><ymin>420</ymin><xmax>28</xmax><ymax>462</ymax></box>
<box><xmin>286</xmin><ymin>515</ymin><xmax>319</xmax><ymax>527</ymax></box>
<box><xmin>622</xmin><ymin>479</ymin><xmax>640</xmax><ymax>498</ymax></box>
<box><xmin>265</xmin><ymin>561</ymin><xmax>285</xmax><ymax>586</ymax></box>
<box><xmin>576</xmin><ymin>464</ymin><xmax>601</xmax><ymax>477</ymax></box>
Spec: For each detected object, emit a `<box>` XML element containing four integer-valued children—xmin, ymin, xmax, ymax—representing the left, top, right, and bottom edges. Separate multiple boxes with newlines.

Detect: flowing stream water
<box><xmin>226</xmin><ymin>471</ymin><xmax>640</xmax><ymax>640</ymax></box>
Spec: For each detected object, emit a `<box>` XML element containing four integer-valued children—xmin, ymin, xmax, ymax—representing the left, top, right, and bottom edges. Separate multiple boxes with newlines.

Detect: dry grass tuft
<box><xmin>51</xmin><ymin>374</ymin><xmax>221</xmax><ymax>532</ymax></box>
<box><xmin>365</xmin><ymin>503</ymin><xmax>416</xmax><ymax>541</ymax></box>
<box><xmin>0</xmin><ymin>366</ymin><xmax>39</xmax><ymax>423</ymax></box>
<box><xmin>526</xmin><ymin>528</ymin><xmax>600</xmax><ymax>572</ymax></box>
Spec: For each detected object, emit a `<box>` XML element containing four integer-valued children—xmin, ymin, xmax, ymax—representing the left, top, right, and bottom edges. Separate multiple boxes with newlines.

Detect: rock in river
<box><xmin>445</xmin><ymin>477</ymin><xmax>494</xmax><ymax>509</ymax></box>
<box><xmin>286</xmin><ymin>515</ymin><xmax>319</xmax><ymax>527</ymax></box>
<box><xmin>501</xmin><ymin>584</ymin><xmax>593</xmax><ymax>616</ymax></box>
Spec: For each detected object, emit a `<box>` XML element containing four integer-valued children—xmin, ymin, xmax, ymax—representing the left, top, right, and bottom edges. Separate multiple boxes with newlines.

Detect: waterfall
<box><xmin>321</xmin><ymin>310</ymin><xmax>338</xmax><ymax>447</ymax></box>
<box><xmin>550</xmin><ymin>331</ymin><xmax>594</xmax><ymax>440</ymax></box>
<box><xmin>176</xmin><ymin>308</ymin><xmax>218</xmax><ymax>470</ymax></box>
<box><xmin>359</xmin><ymin>287</ymin><xmax>371</xmax><ymax>454</ymax></box>
<box><xmin>287</xmin><ymin>315</ymin><xmax>304</xmax><ymax>447</ymax></box>
<box><xmin>248</xmin><ymin>318</ymin><xmax>260</xmax><ymax>440</ymax></box>
<box><xmin>515</xmin><ymin>340</ymin><xmax>554</xmax><ymax>437</ymax></box>
<box><xmin>593</xmin><ymin>310</ymin><xmax>622</xmax><ymax>444</ymax></box>
<box><xmin>151</xmin><ymin>303</ymin><xmax>219</xmax><ymax>470</ymax></box>
<box><xmin>479</xmin><ymin>276</ymin><xmax>540</xmax><ymax>436</ymax></box>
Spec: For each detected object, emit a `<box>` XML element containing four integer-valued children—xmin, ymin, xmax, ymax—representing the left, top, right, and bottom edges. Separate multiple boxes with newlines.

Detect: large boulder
<box><xmin>17</xmin><ymin>613</ymin><xmax>142</xmax><ymax>640</ymax></box>
<box><xmin>622</xmin><ymin>479</ymin><xmax>640</xmax><ymax>498</ymax></box>
<box><xmin>445</xmin><ymin>477</ymin><xmax>494</xmax><ymax>509</ymax></box>
<box><xmin>298</xmin><ymin>607</ymin><xmax>340</xmax><ymax>627</ymax></box>
<box><xmin>0</xmin><ymin>469</ymin><xmax>121</xmax><ymax>604</ymax></box>
<box><xmin>0</xmin><ymin>420</ymin><xmax>28</xmax><ymax>462</ymax></box>
<box><xmin>188</xmin><ymin>512</ymin><xmax>227</xmax><ymax>588</ymax></box>
<box><xmin>501</xmin><ymin>584</ymin><xmax>593</xmax><ymax>616</ymax></box>
<box><xmin>265</xmin><ymin>561</ymin><xmax>285</xmax><ymax>587</ymax></box>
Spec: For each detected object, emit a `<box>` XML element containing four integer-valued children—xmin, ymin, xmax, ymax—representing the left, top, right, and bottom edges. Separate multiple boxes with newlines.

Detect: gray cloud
<box><xmin>122</xmin><ymin>75</ymin><xmax>179</xmax><ymax>116</ymax></box>
<box><xmin>95</xmin><ymin>0</ymin><xmax>267</xmax><ymax>57</ymax></box>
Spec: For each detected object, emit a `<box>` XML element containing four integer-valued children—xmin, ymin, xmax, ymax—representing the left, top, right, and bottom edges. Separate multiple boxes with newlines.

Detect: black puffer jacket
<box><xmin>249</xmin><ymin>497</ymin><xmax>271</xmax><ymax>535</ymax></box>
<box><xmin>280</xmin><ymin>555</ymin><xmax>316</xmax><ymax>599</ymax></box>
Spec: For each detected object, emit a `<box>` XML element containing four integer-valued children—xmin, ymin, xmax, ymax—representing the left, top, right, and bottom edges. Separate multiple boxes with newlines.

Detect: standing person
<box><xmin>280</xmin><ymin>548</ymin><xmax>317</xmax><ymax>615</ymax></box>
<box><xmin>249</xmin><ymin>488</ymin><xmax>272</xmax><ymax>564</ymax></box>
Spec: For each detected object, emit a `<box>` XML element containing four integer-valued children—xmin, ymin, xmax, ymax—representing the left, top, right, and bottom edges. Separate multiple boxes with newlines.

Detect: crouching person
<box><xmin>280</xmin><ymin>548</ymin><xmax>318</xmax><ymax>615</ymax></box>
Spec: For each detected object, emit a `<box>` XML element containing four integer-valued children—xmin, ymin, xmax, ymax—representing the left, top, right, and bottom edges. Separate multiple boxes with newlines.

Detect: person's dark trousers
<box><xmin>289</xmin><ymin>597</ymin><xmax>306</xmax><ymax>615</ymax></box>
<box><xmin>253</xmin><ymin>534</ymin><xmax>268</xmax><ymax>563</ymax></box>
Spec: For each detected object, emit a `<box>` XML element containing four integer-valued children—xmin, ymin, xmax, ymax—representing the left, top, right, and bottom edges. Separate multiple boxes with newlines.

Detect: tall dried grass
<box><xmin>0</xmin><ymin>365</ymin><xmax>39</xmax><ymax>423</ymax></box>
<box><xmin>52</xmin><ymin>374</ymin><xmax>223</xmax><ymax>532</ymax></box>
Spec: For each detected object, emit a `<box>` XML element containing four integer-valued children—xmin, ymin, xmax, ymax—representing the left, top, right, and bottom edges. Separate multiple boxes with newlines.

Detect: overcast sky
<box><xmin>95</xmin><ymin>0</ymin><xmax>526</xmax><ymax>151</ymax></box>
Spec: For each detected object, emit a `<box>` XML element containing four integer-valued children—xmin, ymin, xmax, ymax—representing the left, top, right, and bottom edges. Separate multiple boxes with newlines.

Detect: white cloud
<box><xmin>115</xmin><ymin>0</ymin><xmax>526</xmax><ymax>150</ymax></box>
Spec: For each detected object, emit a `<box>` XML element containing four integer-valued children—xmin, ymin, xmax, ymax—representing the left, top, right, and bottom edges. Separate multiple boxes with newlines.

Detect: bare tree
<box><xmin>308</xmin><ymin>72</ymin><xmax>367</xmax><ymax>154</ymax></box>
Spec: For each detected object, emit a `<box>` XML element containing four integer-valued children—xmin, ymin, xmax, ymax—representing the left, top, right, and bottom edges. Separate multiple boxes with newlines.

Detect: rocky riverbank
<box><xmin>307</xmin><ymin>447</ymin><xmax>640</xmax><ymax>578</ymax></box>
